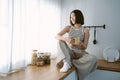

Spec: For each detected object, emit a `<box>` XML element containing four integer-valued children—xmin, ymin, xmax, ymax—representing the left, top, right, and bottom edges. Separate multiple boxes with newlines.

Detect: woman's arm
<box><xmin>80</xmin><ymin>28</ymin><xmax>89</xmax><ymax>50</ymax></box>
<box><xmin>55</xmin><ymin>25</ymin><xmax>71</xmax><ymax>42</ymax></box>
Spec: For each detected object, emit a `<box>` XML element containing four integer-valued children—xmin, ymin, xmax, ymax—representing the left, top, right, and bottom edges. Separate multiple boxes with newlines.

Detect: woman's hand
<box><xmin>73</xmin><ymin>42</ymin><xmax>86</xmax><ymax>50</ymax></box>
<box><xmin>65</xmin><ymin>37</ymin><xmax>74</xmax><ymax>44</ymax></box>
<box><xmin>71</xmin><ymin>41</ymin><xmax>80</xmax><ymax>48</ymax></box>
<box><xmin>71</xmin><ymin>41</ymin><xmax>85</xmax><ymax>50</ymax></box>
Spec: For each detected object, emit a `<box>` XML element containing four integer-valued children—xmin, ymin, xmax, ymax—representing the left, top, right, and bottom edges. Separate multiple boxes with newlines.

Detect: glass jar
<box><xmin>31</xmin><ymin>50</ymin><xmax>38</xmax><ymax>65</ymax></box>
<box><xmin>36</xmin><ymin>56</ymin><xmax>45</xmax><ymax>66</ymax></box>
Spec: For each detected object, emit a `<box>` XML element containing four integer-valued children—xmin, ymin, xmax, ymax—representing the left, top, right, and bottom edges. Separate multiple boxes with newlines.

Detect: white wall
<box><xmin>61</xmin><ymin>0</ymin><xmax>120</xmax><ymax>59</ymax></box>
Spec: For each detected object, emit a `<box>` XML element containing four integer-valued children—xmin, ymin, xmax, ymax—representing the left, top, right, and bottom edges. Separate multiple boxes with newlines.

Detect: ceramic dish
<box><xmin>103</xmin><ymin>47</ymin><xmax>119</xmax><ymax>62</ymax></box>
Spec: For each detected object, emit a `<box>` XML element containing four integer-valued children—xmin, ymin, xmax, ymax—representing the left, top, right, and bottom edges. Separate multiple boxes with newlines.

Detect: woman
<box><xmin>55</xmin><ymin>9</ymin><xmax>97</xmax><ymax>80</ymax></box>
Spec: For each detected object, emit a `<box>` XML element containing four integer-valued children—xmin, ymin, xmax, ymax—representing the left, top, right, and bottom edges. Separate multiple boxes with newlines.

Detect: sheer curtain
<box><xmin>0</xmin><ymin>0</ymin><xmax>61</xmax><ymax>75</ymax></box>
<box><xmin>0</xmin><ymin>0</ymin><xmax>27</xmax><ymax>75</ymax></box>
<box><xmin>39</xmin><ymin>0</ymin><xmax>61</xmax><ymax>56</ymax></box>
<box><xmin>0</xmin><ymin>0</ymin><xmax>10</xmax><ymax>74</ymax></box>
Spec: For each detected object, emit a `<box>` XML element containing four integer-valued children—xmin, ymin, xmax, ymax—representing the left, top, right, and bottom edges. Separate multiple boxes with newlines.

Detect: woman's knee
<box><xmin>58</xmin><ymin>40</ymin><xmax>67</xmax><ymax>46</ymax></box>
<box><xmin>58</xmin><ymin>40</ymin><xmax>65</xmax><ymax>44</ymax></box>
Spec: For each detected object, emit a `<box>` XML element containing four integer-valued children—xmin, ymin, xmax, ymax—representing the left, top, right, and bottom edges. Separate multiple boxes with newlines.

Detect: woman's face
<box><xmin>70</xmin><ymin>12</ymin><xmax>76</xmax><ymax>24</ymax></box>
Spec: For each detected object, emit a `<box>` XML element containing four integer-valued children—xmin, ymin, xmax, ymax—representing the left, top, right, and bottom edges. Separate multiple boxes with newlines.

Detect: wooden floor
<box><xmin>0</xmin><ymin>59</ymin><xmax>75</xmax><ymax>80</ymax></box>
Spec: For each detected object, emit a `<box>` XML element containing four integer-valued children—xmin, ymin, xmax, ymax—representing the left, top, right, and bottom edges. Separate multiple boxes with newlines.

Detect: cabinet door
<box><xmin>64</xmin><ymin>71</ymin><xmax>77</xmax><ymax>80</ymax></box>
<box><xmin>85</xmin><ymin>70</ymin><xmax>120</xmax><ymax>80</ymax></box>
